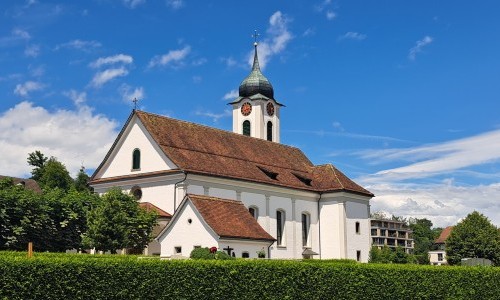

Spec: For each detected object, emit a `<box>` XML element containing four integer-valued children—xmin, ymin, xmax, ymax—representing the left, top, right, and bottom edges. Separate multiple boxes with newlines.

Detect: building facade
<box><xmin>90</xmin><ymin>43</ymin><xmax>373</xmax><ymax>261</ymax></box>
<box><xmin>370</xmin><ymin>219</ymin><xmax>414</xmax><ymax>254</ymax></box>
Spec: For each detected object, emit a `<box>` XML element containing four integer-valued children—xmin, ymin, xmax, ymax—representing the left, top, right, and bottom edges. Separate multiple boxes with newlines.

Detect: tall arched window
<box><xmin>267</xmin><ymin>121</ymin><xmax>273</xmax><ymax>141</ymax></box>
<box><xmin>243</xmin><ymin>120</ymin><xmax>251</xmax><ymax>136</ymax></box>
<box><xmin>132</xmin><ymin>148</ymin><xmax>141</xmax><ymax>170</ymax></box>
<box><xmin>302</xmin><ymin>213</ymin><xmax>310</xmax><ymax>247</ymax></box>
<box><xmin>276</xmin><ymin>210</ymin><xmax>286</xmax><ymax>246</ymax></box>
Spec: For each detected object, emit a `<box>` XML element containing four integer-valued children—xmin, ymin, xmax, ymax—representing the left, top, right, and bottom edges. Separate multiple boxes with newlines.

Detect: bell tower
<box><xmin>229</xmin><ymin>33</ymin><xmax>283</xmax><ymax>143</ymax></box>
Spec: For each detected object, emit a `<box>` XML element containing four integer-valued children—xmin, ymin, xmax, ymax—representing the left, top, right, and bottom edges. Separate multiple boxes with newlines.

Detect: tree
<box><xmin>82</xmin><ymin>188</ymin><xmax>157</xmax><ymax>253</ymax></box>
<box><xmin>74</xmin><ymin>166</ymin><xmax>93</xmax><ymax>193</ymax></box>
<box><xmin>409</xmin><ymin>218</ymin><xmax>438</xmax><ymax>264</ymax></box>
<box><xmin>27</xmin><ymin>150</ymin><xmax>48</xmax><ymax>181</ymax></box>
<box><xmin>39</xmin><ymin>157</ymin><xmax>73</xmax><ymax>191</ymax></box>
<box><xmin>446</xmin><ymin>211</ymin><xmax>500</xmax><ymax>265</ymax></box>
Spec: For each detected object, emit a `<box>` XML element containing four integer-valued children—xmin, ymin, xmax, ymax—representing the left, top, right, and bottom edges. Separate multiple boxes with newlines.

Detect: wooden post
<box><xmin>28</xmin><ymin>242</ymin><xmax>33</xmax><ymax>258</ymax></box>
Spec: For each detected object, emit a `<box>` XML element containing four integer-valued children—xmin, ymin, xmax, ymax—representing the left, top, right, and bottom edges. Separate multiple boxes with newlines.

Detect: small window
<box><xmin>242</xmin><ymin>120</ymin><xmax>251</xmax><ymax>136</ymax></box>
<box><xmin>293</xmin><ymin>173</ymin><xmax>312</xmax><ymax>186</ymax></box>
<box><xmin>356</xmin><ymin>250</ymin><xmax>361</xmax><ymax>262</ymax></box>
<box><xmin>131</xmin><ymin>186</ymin><xmax>142</xmax><ymax>200</ymax></box>
<box><xmin>267</xmin><ymin>121</ymin><xmax>273</xmax><ymax>141</ymax></box>
<box><xmin>257</xmin><ymin>166</ymin><xmax>278</xmax><ymax>180</ymax></box>
<box><xmin>302</xmin><ymin>213</ymin><xmax>310</xmax><ymax>247</ymax></box>
<box><xmin>174</xmin><ymin>246</ymin><xmax>182</xmax><ymax>254</ymax></box>
<box><xmin>249</xmin><ymin>206</ymin><xmax>258</xmax><ymax>219</ymax></box>
<box><xmin>242</xmin><ymin>252</ymin><xmax>250</xmax><ymax>258</ymax></box>
<box><xmin>355</xmin><ymin>222</ymin><xmax>360</xmax><ymax>234</ymax></box>
<box><xmin>438</xmin><ymin>253</ymin><xmax>443</xmax><ymax>261</ymax></box>
<box><xmin>277</xmin><ymin>210</ymin><xmax>286</xmax><ymax>246</ymax></box>
<box><xmin>132</xmin><ymin>148</ymin><xmax>141</xmax><ymax>170</ymax></box>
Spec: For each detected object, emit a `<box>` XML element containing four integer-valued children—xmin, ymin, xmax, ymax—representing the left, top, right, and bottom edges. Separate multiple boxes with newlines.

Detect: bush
<box><xmin>189</xmin><ymin>247</ymin><xmax>233</xmax><ymax>260</ymax></box>
<box><xmin>0</xmin><ymin>251</ymin><xmax>499</xmax><ymax>299</ymax></box>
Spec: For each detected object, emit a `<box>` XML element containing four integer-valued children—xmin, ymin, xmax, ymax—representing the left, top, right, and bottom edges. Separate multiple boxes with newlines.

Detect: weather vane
<box><xmin>132</xmin><ymin>98</ymin><xmax>139</xmax><ymax>110</ymax></box>
<box><xmin>252</xmin><ymin>30</ymin><xmax>260</xmax><ymax>46</ymax></box>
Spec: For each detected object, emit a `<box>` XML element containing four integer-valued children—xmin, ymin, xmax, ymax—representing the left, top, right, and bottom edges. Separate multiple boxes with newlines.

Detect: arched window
<box><xmin>131</xmin><ymin>186</ymin><xmax>142</xmax><ymax>200</ymax></box>
<box><xmin>242</xmin><ymin>120</ymin><xmax>251</xmax><ymax>136</ymax></box>
<box><xmin>242</xmin><ymin>252</ymin><xmax>250</xmax><ymax>258</ymax></box>
<box><xmin>267</xmin><ymin>121</ymin><xmax>273</xmax><ymax>141</ymax></box>
<box><xmin>276</xmin><ymin>210</ymin><xmax>286</xmax><ymax>246</ymax></box>
<box><xmin>248</xmin><ymin>206</ymin><xmax>258</xmax><ymax>219</ymax></box>
<box><xmin>132</xmin><ymin>148</ymin><xmax>141</xmax><ymax>170</ymax></box>
<box><xmin>302</xmin><ymin>213</ymin><xmax>310</xmax><ymax>247</ymax></box>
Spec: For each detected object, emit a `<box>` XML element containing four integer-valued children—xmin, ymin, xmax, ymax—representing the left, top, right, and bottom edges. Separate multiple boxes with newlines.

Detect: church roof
<box><xmin>238</xmin><ymin>44</ymin><xmax>274</xmax><ymax>100</ymax></box>
<box><xmin>0</xmin><ymin>175</ymin><xmax>42</xmax><ymax>193</ymax></box>
<box><xmin>139</xmin><ymin>202</ymin><xmax>172</xmax><ymax>218</ymax></box>
<box><xmin>187</xmin><ymin>194</ymin><xmax>275</xmax><ymax>241</ymax></box>
<box><xmin>435</xmin><ymin>226</ymin><xmax>454</xmax><ymax>244</ymax></box>
<box><xmin>132</xmin><ymin>110</ymin><xmax>373</xmax><ymax>197</ymax></box>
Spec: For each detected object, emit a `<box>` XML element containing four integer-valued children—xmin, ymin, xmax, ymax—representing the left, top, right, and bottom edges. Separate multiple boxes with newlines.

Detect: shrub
<box><xmin>189</xmin><ymin>247</ymin><xmax>233</xmax><ymax>260</ymax></box>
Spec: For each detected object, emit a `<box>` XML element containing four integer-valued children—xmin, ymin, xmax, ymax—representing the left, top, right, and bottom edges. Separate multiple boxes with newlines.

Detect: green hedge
<box><xmin>0</xmin><ymin>252</ymin><xmax>499</xmax><ymax>299</ymax></box>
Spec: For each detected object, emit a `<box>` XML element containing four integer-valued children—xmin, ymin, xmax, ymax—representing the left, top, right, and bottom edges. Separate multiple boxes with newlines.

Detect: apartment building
<box><xmin>370</xmin><ymin>219</ymin><xmax>414</xmax><ymax>254</ymax></box>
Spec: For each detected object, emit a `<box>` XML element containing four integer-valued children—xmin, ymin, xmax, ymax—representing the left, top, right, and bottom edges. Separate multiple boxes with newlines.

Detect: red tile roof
<box><xmin>435</xmin><ymin>226</ymin><xmax>454</xmax><ymax>244</ymax></box>
<box><xmin>130</xmin><ymin>111</ymin><xmax>372</xmax><ymax>197</ymax></box>
<box><xmin>0</xmin><ymin>175</ymin><xmax>42</xmax><ymax>193</ymax></box>
<box><xmin>187</xmin><ymin>194</ymin><xmax>275</xmax><ymax>241</ymax></box>
<box><xmin>139</xmin><ymin>202</ymin><xmax>172</xmax><ymax>218</ymax></box>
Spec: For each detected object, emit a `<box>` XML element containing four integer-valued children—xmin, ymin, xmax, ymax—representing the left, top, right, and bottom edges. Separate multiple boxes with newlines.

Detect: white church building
<box><xmin>89</xmin><ymin>43</ymin><xmax>374</xmax><ymax>261</ymax></box>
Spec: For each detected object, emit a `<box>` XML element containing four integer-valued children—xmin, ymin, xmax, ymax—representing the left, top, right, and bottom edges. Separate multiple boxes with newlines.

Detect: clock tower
<box><xmin>229</xmin><ymin>40</ymin><xmax>283</xmax><ymax>143</ymax></box>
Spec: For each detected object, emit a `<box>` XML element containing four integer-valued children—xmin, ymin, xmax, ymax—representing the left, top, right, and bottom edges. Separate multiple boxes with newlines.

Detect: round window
<box><xmin>132</xmin><ymin>187</ymin><xmax>142</xmax><ymax>200</ymax></box>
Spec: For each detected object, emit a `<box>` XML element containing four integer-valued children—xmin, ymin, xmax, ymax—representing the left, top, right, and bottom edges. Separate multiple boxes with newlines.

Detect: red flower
<box><xmin>209</xmin><ymin>247</ymin><xmax>217</xmax><ymax>254</ymax></box>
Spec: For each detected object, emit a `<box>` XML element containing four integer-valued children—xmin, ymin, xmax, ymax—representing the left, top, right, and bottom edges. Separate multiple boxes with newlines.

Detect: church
<box><xmin>89</xmin><ymin>42</ymin><xmax>373</xmax><ymax>261</ymax></box>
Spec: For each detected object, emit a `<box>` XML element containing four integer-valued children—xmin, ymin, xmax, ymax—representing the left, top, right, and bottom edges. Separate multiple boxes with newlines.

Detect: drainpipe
<box><xmin>267</xmin><ymin>242</ymin><xmax>273</xmax><ymax>259</ymax></box>
<box><xmin>317</xmin><ymin>192</ymin><xmax>323</xmax><ymax>259</ymax></box>
<box><xmin>173</xmin><ymin>171</ymin><xmax>187</xmax><ymax>213</ymax></box>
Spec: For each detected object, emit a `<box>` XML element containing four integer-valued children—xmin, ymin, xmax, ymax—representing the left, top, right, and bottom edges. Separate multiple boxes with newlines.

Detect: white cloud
<box><xmin>326</xmin><ymin>10</ymin><xmax>336</xmax><ymax>20</ymax></box>
<box><xmin>408</xmin><ymin>36</ymin><xmax>433</xmax><ymax>60</ymax></box>
<box><xmin>63</xmin><ymin>89</ymin><xmax>87</xmax><ymax>106</ymax></box>
<box><xmin>118</xmin><ymin>84</ymin><xmax>145</xmax><ymax>104</ymax></box>
<box><xmin>55</xmin><ymin>39</ymin><xmax>101</xmax><ymax>52</ymax></box>
<box><xmin>24</xmin><ymin>44</ymin><xmax>40</xmax><ymax>57</ymax></box>
<box><xmin>248</xmin><ymin>11</ymin><xmax>292</xmax><ymax>69</ymax></box>
<box><xmin>338</xmin><ymin>32</ymin><xmax>366</xmax><ymax>41</ymax></box>
<box><xmin>222</xmin><ymin>89</ymin><xmax>238</xmax><ymax>100</ymax></box>
<box><xmin>90</xmin><ymin>67</ymin><xmax>129</xmax><ymax>87</ymax></box>
<box><xmin>90</xmin><ymin>54</ymin><xmax>133</xmax><ymax>68</ymax></box>
<box><xmin>14</xmin><ymin>81</ymin><xmax>44</xmax><ymax>97</ymax></box>
<box><xmin>303</xmin><ymin>28</ymin><xmax>315</xmax><ymax>37</ymax></box>
<box><xmin>0</xmin><ymin>28</ymin><xmax>31</xmax><ymax>47</ymax></box>
<box><xmin>166</xmin><ymin>0</ymin><xmax>184</xmax><ymax>10</ymax></box>
<box><xmin>0</xmin><ymin>101</ymin><xmax>118</xmax><ymax>177</ymax></box>
<box><xmin>221</xmin><ymin>57</ymin><xmax>237</xmax><ymax>67</ymax></box>
<box><xmin>29</xmin><ymin>65</ymin><xmax>45</xmax><ymax>77</ymax></box>
<box><xmin>148</xmin><ymin>46</ymin><xmax>191</xmax><ymax>68</ymax></box>
<box><xmin>195</xmin><ymin>109</ymin><xmax>232</xmax><ymax>123</ymax></box>
<box><xmin>12</xmin><ymin>28</ymin><xmax>31</xmax><ymax>40</ymax></box>
<box><xmin>123</xmin><ymin>0</ymin><xmax>146</xmax><ymax>9</ymax></box>
<box><xmin>314</xmin><ymin>0</ymin><xmax>332</xmax><ymax>12</ymax></box>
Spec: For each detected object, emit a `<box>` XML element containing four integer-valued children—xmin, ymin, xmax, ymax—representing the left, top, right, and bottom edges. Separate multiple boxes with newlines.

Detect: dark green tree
<box><xmin>446</xmin><ymin>211</ymin><xmax>500</xmax><ymax>265</ymax></box>
<box><xmin>409</xmin><ymin>218</ymin><xmax>437</xmax><ymax>264</ymax></box>
<box><xmin>27</xmin><ymin>150</ymin><xmax>48</xmax><ymax>181</ymax></box>
<box><xmin>39</xmin><ymin>157</ymin><xmax>73</xmax><ymax>191</ymax></box>
<box><xmin>74</xmin><ymin>166</ymin><xmax>93</xmax><ymax>192</ymax></box>
<box><xmin>82</xmin><ymin>188</ymin><xmax>157</xmax><ymax>253</ymax></box>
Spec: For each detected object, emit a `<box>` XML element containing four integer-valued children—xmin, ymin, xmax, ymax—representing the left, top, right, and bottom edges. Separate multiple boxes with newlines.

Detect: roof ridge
<box><xmin>188</xmin><ymin>193</ymin><xmax>243</xmax><ymax>204</ymax></box>
<box><xmin>328</xmin><ymin>164</ymin><xmax>345</xmax><ymax>190</ymax></box>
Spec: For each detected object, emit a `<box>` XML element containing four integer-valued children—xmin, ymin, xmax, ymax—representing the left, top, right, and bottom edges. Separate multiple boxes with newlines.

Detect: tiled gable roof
<box><xmin>435</xmin><ymin>226</ymin><xmax>454</xmax><ymax>244</ymax></box>
<box><xmin>139</xmin><ymin>202</ymin><xmax>172</xmax><ymax>218</ymax></box>
<box><xmin>188</xmin><ymin>194</ymin><xmax>275</xmax><ymax>241</ymax></box>
<box><xmin>0</xmin><ymin>175</ymin><xmax>42</xmax><ymax>193</ymax></box>
<box><xmin>135</xmin><ymin>111</ymin><xmax>373</xmax><ymax>197</ymax></box>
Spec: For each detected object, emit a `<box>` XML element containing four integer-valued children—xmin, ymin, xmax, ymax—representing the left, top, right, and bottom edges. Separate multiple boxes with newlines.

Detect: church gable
<box><xmin>92</xmin><ymin>112</ymin><xmax>178</xmax><ymax>180</ymax></box>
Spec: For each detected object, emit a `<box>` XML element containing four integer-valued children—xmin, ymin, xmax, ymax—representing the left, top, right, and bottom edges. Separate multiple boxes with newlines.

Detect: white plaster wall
<box><xmin>268</xmin><ymin>195</ymin><xmax>294</xmax><ymax>259</ymax></box>
<box><xmin>187</xmin><ymin>185</ymin><xmax>204</xmax><ymax>195</ymax></box>
<box><xmin>209</xmin><ymin>187</ymin><xmax>237</xmax><ymax>200</ymax></box>
<box><xmin>345</xmin><ymin>200</ymin><xmax>370</xmax><ymax>262</ymax></box>
<box><xmin>294</xmin><ymin>199</ymin><xmax>319</xmax><ymax>259</ymax></box>
<box><xmin>241</xmin><ymin>192</ymin><xmax>267</xmax><ymax>230</ymax></box>
<box><xmin>319</xmin><ymin>200</ymin><xmax>342</xmax><ymax>259</ymax></box>
<box><xmin>159</xmin><ymin>201</ymin><xmax>217</xmax><ymax>257</ymax></box>
<box><xmin>429</xmin><ymin>250</ymin><xmax>447</xmax><ymax>265</ymax></box>
<box><xmin>218</xmin><ymin>240</ymin><xmax>272</xmax><ymax>259</ymax></box>
<box><xmin>97</xmin><ymin>117</ymin><xmax>176</xmax><ymax>179</ymax></box>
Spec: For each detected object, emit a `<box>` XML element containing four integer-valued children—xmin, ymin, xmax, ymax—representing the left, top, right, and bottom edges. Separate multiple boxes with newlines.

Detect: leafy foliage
<box><xmin>82</xmin><ymin>188</ymin><xmax>157</xmax><ymax>253</ymax></box>
<box><xmin>27</xmin><ymin>150</ymin><xmax>48</xmax><ymax>181</ymax></box>
<box><xmin>190</xmin><ymin>247</ymin><xmax>233</xmax><ymax>260</ymax></box>
<box><xmin>446</xmin><ymin>211</ymin><xmax>500</xmax><ymax>265</ymax></box>
<box><xmin>369</xmin><ymin>246</ymin><xmax>416</xmax><ymax>264</ymax></box>
<box><xmin>74</xmin><ymin>166</ymin><xmax>93</xmax><ymax>192</ymax></box>
<box><xmin>1</xmin><ymin>252</ymin><xmax>500</xmax><ymax>299</ymax></box>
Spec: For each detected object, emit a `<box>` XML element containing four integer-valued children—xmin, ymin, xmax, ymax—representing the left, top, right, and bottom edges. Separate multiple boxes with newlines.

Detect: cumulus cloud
<box><xmin>55</xmin><ymin>39</ymin><xmax>101</xmax><ymax>52</ymax></box>
<box><xmin>118</xmin><ymin>84</ymin><xmax>145</xmax><ymax>104</ymax></box>
<box><xmin>314</xmin><ymin>0</ymin><xmax>336</xmax><ymax>20</ymax></box>
<box><xmin>166</xmin><ymin>0</ymin><xmax>184</xmax><ymax>10</ymax></box>
<box><xmin>90</xmin><ymin>67</ymin><xmax>129</xmax><ymax>87</ymax></box>
<box><xmin>24</xmin><ymin>44</ymin><xmax>40</xmax><ymax>57</ymax></box>
<box><xmin>408</xmin><ymin>36</ymin><xmax>433</xmax><ymax>60</ymax></box>
<box><xmin>123</xmin><ymin>0</ymin><xmax>145</xmax><ymax>9</ymax></box>
<box><xmin>148</xmin><ymin>45</ymin><xmax>191</xmax><ymax>68</ymax></box>
<box><xmin>222</xmin><ymin>89</ymin><xmax>238</xmax><ymax>100</ymax></box>
<box><xmin>195</xmin><ymin>109</ymin><xmax>232</xmax><ymax>123</ymax></box>
<box><xmin>14</xmin><ymin>81</ymin><xmax>44</xmax><ymax>97</ymax></box>
<box><xmin>90</xmin><ymin>54</ymin><xmax>133</xmax><ymax>68</ymax></box>
<box><xmin>0</xmin><ymin>101</ymin><xmax>118</xmax><ymax>177</ymax></box>
<box><xmin>338</xmin><ymin>32</ymin><xmax>366</xmax><ymax>41</ymax></box>
<box><xmin>248</xmin><ymin>11</ymin><xmax>292</xmax><ymax>69</ymax></box>
<box><xmin>326</xmin><ymin>11</ymin><xmax>336</xmax><ymax>20</ymax></box>
<box><xmin>0</xmin><ymin>28</ymin><xmax>31</xmax><ymax>47</ymax></box>
<box><xmin>63</xmin><ymin>89</ymin><xmax>87</xmax><ymax>106</ymax></box>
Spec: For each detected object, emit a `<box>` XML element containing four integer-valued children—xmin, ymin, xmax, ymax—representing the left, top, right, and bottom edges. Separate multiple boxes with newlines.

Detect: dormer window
<box><xmin>132</xmin><ymin>148</ymin><xmax>141</xmax><ymax>170</ymax></box>
<box><xmin>293</xmin><ymin>173</ymin><xmax>312</xmax><ymax>186</ymax></box>
<box><xmin>257</xmin><ymin>166</ymin><xmax>278</xmax><ymax>180</ymax></box>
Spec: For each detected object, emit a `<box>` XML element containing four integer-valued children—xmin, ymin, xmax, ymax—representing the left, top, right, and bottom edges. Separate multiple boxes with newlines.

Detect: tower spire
<box><xmin>251</xmin><ymin>30</ymin><xmax>261</xmax><ymax>71</ymax></box>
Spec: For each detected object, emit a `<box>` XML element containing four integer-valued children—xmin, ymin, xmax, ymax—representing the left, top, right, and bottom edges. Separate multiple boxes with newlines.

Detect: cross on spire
<box><xmin>252</xmin><ymin>30</ymin><xmax>260</xmax><ymax>46</ymax></box>
<box><xmin>132</xmin><ymin>98</ymin><xmax>139</xmax><ymax>110</ymax></box>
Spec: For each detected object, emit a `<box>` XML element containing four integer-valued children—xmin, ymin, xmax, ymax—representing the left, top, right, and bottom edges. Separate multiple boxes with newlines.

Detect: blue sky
<box><xmin>1</xmin><ymin>0</ymin><xmax>500</xmax><ymax>227</ymax></box>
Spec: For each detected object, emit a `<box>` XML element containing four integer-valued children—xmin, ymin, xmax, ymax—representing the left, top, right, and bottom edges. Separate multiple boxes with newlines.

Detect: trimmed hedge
<box><xmin>1</xmin><ymin>252</ymin><xmax>499</xmax><ymax>299</ymax></box>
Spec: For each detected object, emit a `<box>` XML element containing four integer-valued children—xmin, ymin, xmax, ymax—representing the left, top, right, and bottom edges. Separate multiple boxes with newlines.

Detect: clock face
<box><xmin>266</xmin><ymin>102</ymin><xmax>275</xmax><ymax>116</ymax></box>
<box><xmin>241</xmin><ymin>102</ymin><xmax>252</xmax><ymax>116</ymax></box>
